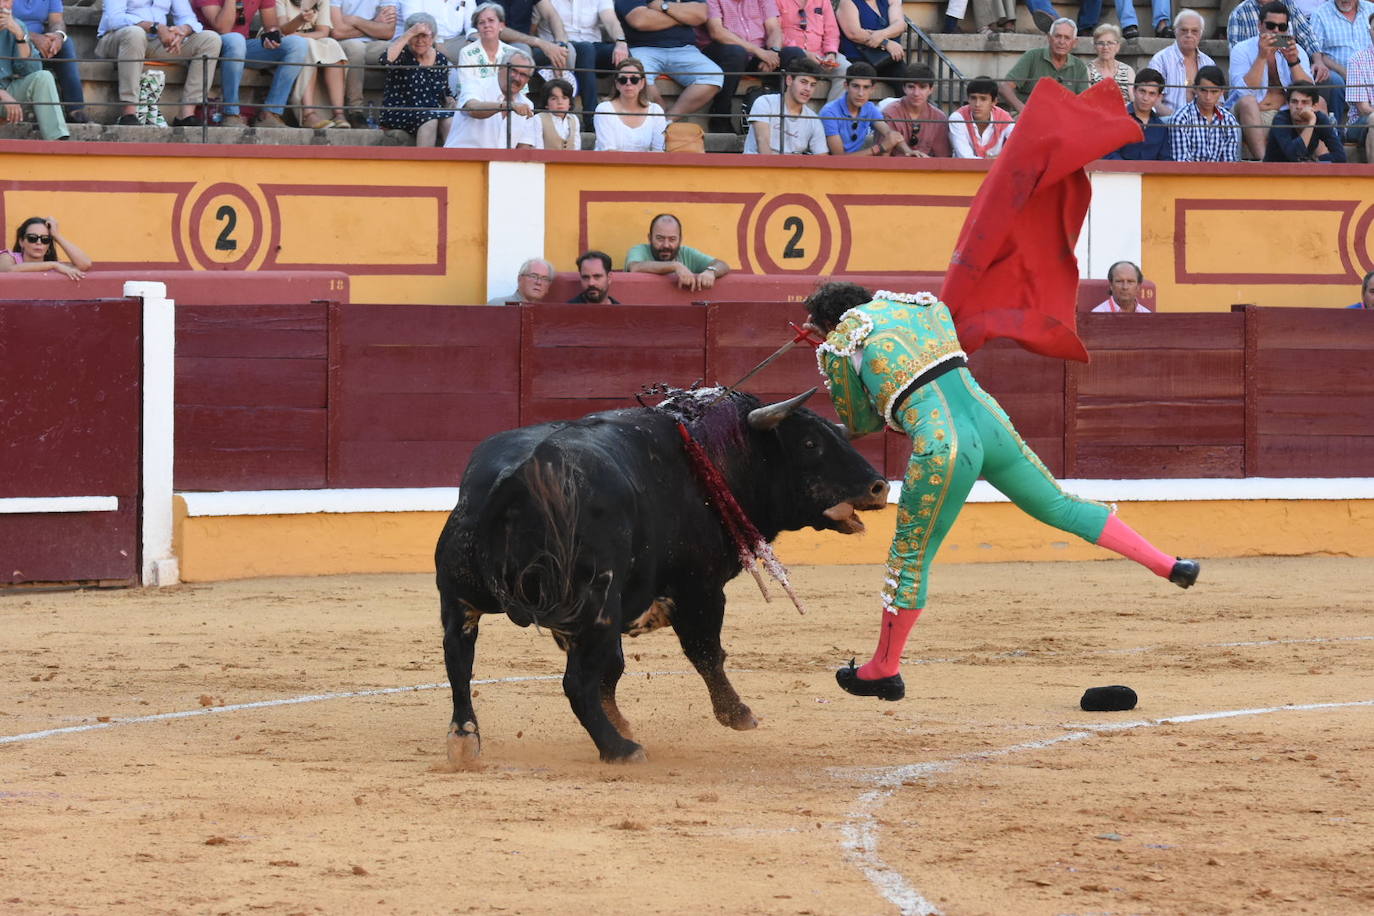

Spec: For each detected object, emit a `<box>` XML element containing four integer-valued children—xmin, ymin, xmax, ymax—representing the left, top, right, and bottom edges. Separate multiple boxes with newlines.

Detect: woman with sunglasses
<box><xmin>1</xmin><ymin>216</ymin><xmax>91</xmax><ymax>280</ymax></box>
<box><xmin>593</xmin><ymin>58</ymin><xmax>665</xmax><ymax>152</ymax></box>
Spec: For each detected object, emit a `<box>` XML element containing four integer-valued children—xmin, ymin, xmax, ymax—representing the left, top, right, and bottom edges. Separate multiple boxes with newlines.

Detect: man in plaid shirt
<box><xmin>1345</xmin><ymin>11</ymin><xmax>1374</xmax><ymax>158</ymax></box>
<box><xmin>1170</xmin><ymin>64</ymin><xmax>1241</xmax><ymax>160</ymax></box>
<box><xmin>1312</xmin><ymin>0</ymin><xmax>1373</xmax><ymax>126</ymax></box>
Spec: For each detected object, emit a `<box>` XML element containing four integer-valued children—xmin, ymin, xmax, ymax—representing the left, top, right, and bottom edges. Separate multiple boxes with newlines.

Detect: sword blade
<box><xmin>728</xmin><ymin>337</ymin><xmax>800</xmax><ymax>391</ymax></box>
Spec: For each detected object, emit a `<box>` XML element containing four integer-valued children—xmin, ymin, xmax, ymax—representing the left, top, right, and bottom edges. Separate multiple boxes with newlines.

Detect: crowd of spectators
<box><xmin>0</xmin><ymin>0</ymin><xmax>1370</xmax><ymax>162</ymax></box>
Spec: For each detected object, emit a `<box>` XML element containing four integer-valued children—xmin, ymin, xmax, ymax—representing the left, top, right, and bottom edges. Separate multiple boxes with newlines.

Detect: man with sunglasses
<box><xmin>1228</xmin><ymin>0</ymin><xmax>1342</xmax><ymax>124</ymax></box>
<box><xmin>1229</xmin><ymin>0</ymin><xmax>1318</xmax><ymax>159</ymax></box>
<box><xmin>614</xmin><ymin>0</ymin><xmax>723</xmax><ymax>120</ymax></box>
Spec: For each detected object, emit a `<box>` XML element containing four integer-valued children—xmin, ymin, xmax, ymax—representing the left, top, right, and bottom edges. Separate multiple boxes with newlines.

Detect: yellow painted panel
<box><xmin>543</xmin><ymin>162</ymin><xmax>988</xmax><ymax>279</ymax></box>
<box><xmin>274</xmin><ymin>194</ymin><xmax>440</xmax><ymax>266</ymax></box>
<box><xmin>176</xmin><ymin>500</ymin><xmax>1374</xmax><ymax>580</ymax></box>
<box><xmin>4</xmin><ymin>190</ymin><xmax>181</xmax><ymax>264</ymax></box>
<box><xmin>1182</xmin><ymin>208</ymin><xmax>1348</xmax><ymax>279</ymax></box>
<box><xmin>0</xmin><ymin>150</ymin><xmax>488</xmax><ymax>305</ymax></box>
<box><xmin>837</xmin><ymin>203</ymin><xmax>969</xmax><ymax>274</ymax></box>
<box><xmin>1140</xmin><ymin>172</ymin><xmax>1374</xmax><ymax>313</ymax></box>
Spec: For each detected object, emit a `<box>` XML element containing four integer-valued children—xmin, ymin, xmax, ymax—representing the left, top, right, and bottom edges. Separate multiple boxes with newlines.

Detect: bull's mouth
<box><xmin>821</xmin><ymin>496</ymin><xmax>885</xmax><ymax>535</ymax></box>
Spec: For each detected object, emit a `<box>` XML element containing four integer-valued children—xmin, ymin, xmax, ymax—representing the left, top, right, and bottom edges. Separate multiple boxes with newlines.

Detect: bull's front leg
<box><xmin>671</xmin><ymin>587</ymin><xmax>758</xmax><ymax>730</ymax></box>
<box><xmin>439</xmin><ymin>586</ymin><xmax>484</xmax><ymax>770</ymax></box>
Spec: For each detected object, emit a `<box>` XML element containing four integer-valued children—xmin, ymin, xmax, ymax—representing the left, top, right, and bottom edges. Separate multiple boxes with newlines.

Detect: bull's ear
<box><xmin>747</xmin><ymin>387</ymin><xmax>817</xmax><ymax>431</ymax></box>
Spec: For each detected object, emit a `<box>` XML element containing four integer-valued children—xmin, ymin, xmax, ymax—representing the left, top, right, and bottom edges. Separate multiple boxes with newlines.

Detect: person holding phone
<box><xmin>1228</xmin><ymin>0</ymin><xmax>1315</xmax><ymax>160</ymax></box>
<box><xmin>193</xmin><ymin>0</ymin><xmax>310</xmax><ymax>127</ymax></box>
<box><xmin>1</xmin><ymin>216</ymin><xmax>91</xmax><ymax>279</ymax></box>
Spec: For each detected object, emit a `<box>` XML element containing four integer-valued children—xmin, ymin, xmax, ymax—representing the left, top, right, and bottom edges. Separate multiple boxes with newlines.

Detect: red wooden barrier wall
<box><xmin>1244</xmin><ymin>307</ymin><xmax>1374</xmax><ymax>477</ymax></box>
<box><xmin>170</xmin><ymin>303</ymin><xmax>1374</xmax><ymax>493</ymax></box>
<box><xmin>175</xmin><ymin>303</ymin><xmax>330</xmax><ymax>490</ymax></box>
<box><xmin>1068</xmin><ymin>313</ymin><xmax>1246</xmax><ymax>478</ymax></box>
<box><xmin>329</xmin><ymin>305</ymin><xmax>520</xmax><ymax>488</ymax></box>
<box><xmin>0</xmin><ymin>299</ymin><xmax>142</xmax><ymax>584</ymax></box>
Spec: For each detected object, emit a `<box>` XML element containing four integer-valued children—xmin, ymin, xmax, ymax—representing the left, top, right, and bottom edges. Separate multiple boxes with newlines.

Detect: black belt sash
<box><xmin>889</xmin><ymin>356</ymin><xmax>968</xmax><ymax>418</ymax></box>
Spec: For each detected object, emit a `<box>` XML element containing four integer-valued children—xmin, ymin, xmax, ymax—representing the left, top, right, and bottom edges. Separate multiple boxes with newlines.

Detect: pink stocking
<box><xmin>857</xmin><ymin>606</ymin><xmax>923</xmax><ymax>680</ymax></box>
<box><xmin>1096</xmin><ymin>514</ymin><xmax>1175</xmax><ymax>578</ymax></box>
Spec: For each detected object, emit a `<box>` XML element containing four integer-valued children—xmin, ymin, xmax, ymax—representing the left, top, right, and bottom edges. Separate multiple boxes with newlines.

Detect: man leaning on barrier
<box><xmin>97</xmin><ymin>0</ymin><xmax>223</xmax><ymax>126</ymax></box>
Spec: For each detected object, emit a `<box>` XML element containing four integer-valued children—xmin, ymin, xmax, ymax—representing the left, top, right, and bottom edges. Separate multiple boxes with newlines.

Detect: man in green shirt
<box><xmin>999</xmin><ymin>17</ymin><xmax>1091</xmax><ymax>114</ymax></box>
<box><xmin>625</xmin><ymin>213</ymin><xmax>731</xmax><ymax>292</ymax></box>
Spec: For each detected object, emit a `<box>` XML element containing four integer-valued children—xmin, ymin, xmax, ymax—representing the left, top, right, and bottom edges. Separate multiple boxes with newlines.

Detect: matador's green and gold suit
<box><xmin>817</xmin><ymin>291</ymin><xmax>1111</xmax><ymax>611</ymax></box>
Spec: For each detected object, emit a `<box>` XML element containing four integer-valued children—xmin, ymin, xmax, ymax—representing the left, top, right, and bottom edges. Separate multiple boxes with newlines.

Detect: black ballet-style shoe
<box><xmin>836</xmin><ymin>659</ymin><xmax>905</xmax><ymax>701</ymax></box>
<box><xmin>1169</xmin><ymin>558</ymin><xmax>1200</xmax><ymax>589</ymax></box>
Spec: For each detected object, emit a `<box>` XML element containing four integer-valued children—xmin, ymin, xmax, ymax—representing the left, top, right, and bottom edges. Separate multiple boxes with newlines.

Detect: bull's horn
<box><xmin>747</xmin><ymin>388</ymin><xmax>817</xmax><ymax>431</ymax></box>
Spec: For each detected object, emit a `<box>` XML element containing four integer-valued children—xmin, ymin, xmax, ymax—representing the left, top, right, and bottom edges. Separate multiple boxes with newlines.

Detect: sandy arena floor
<box><xmin>2</xmin><ymin>557</ymin><xmax>1372</xmax><ymax>915</ymax></box>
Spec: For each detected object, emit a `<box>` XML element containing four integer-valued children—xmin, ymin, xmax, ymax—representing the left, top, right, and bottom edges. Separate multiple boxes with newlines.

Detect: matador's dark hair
<box><xmin>805</xmin><ymin>281</ymin><xmax>874</xmax><ymax>332</ymax></box>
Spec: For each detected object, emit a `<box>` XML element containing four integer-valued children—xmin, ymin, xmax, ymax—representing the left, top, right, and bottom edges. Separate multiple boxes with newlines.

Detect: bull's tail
<box><xmin>477</xmin><ymin>458</ymin><xmax>611</xmax><ymax>635</ymax></box>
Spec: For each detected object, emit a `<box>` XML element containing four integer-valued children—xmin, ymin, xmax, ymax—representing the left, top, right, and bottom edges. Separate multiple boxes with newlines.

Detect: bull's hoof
<box><xmin>716</xmin><ymin>705</ymin><xmax>759</xmax><ymax>730</ymax></box>
<box><xmin>601</xmin><ymin>743</ymin><xmax>647</xmax><ymax>764</ymax></box>
<box><xmin>444</xmin><ymin>721</ymin><xmax>483</xmax><ymax>771</ymax></box>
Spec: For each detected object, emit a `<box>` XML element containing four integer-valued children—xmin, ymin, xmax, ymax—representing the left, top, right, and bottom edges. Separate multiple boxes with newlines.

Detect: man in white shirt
<box><xmin>744</xmin><ymin>57</ymin><xmax>827</xmax><ymax>154</ymax></box>
<box><xmin>1092</xmin><ymin>261</ymin><xmax>1153</xmax><ymax>312</ymax></box>
<box><xmin>1144</xmin><ymin>9</ymin><xmax>1216</xmax><ymax>116</ymax></box>
<box><xmin>947</xmin><ymin>76</ymin><xmax>1014</xmax><ymax>159</ymax></box>
<box><xmin>446</xmin><ymin>48</ymin><xmax>542</xmax><ymax>148</ymax></box>
<box><xmin>398</xmin><ymin>0</ymin><xmax>473</xmax><ymax>53</ymax></box>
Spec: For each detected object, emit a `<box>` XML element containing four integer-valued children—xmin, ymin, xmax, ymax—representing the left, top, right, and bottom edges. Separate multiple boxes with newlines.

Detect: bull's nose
<box><xmin>870</xmin><ymin>479</ymin><xmax>889</xmax><ymax>499</ymax></box>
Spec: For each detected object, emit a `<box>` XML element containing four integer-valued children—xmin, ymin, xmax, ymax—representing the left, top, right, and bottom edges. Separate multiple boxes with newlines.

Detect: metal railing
<box><xmin>903</xmin><ymin>16</ymin><xmax>967</xmax><ymax>112</ymax></box>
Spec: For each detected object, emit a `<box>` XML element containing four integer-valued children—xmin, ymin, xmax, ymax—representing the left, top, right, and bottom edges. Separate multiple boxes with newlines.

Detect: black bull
<box><xmin>434</xmin><ymin>388</ymin><xmax>889</xmax><ymax>764</ymax></box>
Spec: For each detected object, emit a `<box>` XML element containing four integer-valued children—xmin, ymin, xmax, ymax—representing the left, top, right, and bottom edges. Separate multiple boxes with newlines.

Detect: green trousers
<box><xmin>1</xmin><ymin>70</ymin><xmax>69</xmax><ymax>141</ymax></box>
<box><xmin>885</xmin><ymin>367</ymin><xmax>1110</xmax><ymax>610</ymax></box>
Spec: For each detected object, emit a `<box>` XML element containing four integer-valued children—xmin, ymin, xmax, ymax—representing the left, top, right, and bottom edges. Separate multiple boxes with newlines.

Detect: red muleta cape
<box><xmin>941</xmin><ymin>78</ymin><xmax>1143</xmax><ymax>363</ymax></box>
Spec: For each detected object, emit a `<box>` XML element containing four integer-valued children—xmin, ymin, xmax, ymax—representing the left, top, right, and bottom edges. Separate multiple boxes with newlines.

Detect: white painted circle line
<box><xmin>0</xmin><ymin>671</ymin><xmax>697</xmax><ymax>746</ymax></box>
<box><xmin>836</xmin><ymin>698</ymin><xmax>1374</xmax><ymax>916</ymax></box>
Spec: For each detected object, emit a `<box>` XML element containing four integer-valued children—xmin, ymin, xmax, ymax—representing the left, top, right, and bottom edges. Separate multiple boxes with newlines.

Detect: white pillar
<box><xmin>1081</xmin><ymin>170</ymin><xmax>1143</xmax><ymax>280</ymax></box>
<box><xmin>485</xmin><ymin>161</ymin><xmax>548</xmax><ymax>301</ymax></box>
<box><xmin>125</xmin><ymin>280</ymin><xmax>179</xmax><ymax>587</ymax></box>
